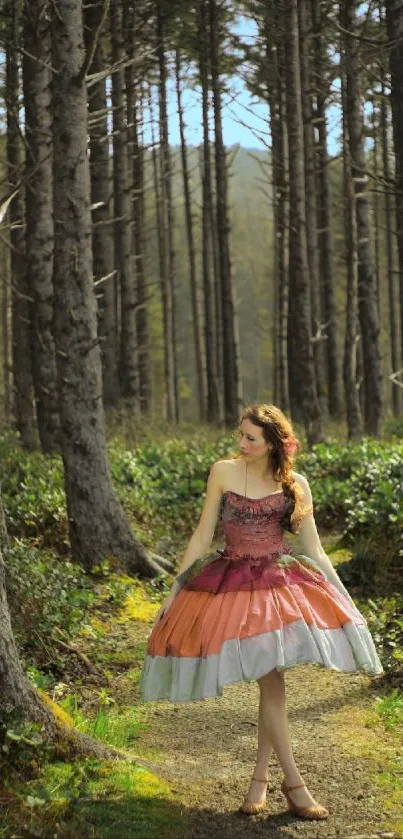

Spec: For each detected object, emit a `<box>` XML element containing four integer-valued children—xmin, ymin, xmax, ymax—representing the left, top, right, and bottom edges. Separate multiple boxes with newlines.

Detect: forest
<box><xmin>0</xmin><ymin>0</ymin><xmax>402</xmax><ymax>837</ymax></box>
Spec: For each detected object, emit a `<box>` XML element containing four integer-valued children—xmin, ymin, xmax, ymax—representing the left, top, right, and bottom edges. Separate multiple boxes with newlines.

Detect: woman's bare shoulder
<box><xmin>210</xmin><ymin>457</ymin><xmax>238</xmax><ymax>472</ymax></box>
<box><xmin>210</xmin><ymin>458</ymin><xmax>239</xmax><ymax>483</ymax></box>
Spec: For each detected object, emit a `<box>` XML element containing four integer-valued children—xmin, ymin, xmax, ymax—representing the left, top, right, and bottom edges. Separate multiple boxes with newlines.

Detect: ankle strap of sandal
<box><xmin>286</xmin><ymin>782</ymin><xmax>306</xmax><ymax>791</ymax></box>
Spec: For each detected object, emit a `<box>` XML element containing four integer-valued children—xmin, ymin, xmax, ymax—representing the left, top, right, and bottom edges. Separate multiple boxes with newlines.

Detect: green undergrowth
<box><xmin>1</xmin><ymin>759</ymin><xmax>182</xmax><ymax>839</ymax></box>
<box><xmin>373</xmin><ymin>688</ymin><xmax>403</xmax><ymax>731</ymax></box>
<box><xmin>59</xmin><ymin>694</ymin><xmax>147</xmax><ymax>749</ymax></box>
<box><xmin>0</xmin><ymin>578</ymin><xmax>185</xmax><ymax>838</ymax></box>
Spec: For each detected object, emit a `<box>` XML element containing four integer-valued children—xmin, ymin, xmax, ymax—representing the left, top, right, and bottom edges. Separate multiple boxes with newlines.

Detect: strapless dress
<box><xmin>140</xmin><ymin>489</ymin><xmax>383</xmax><ymax>702</ymax></box>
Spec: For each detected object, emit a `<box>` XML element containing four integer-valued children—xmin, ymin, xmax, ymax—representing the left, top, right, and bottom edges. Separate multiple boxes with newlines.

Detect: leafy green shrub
<box><xmin>299</xmin><ymin>439</ymin><xmax>403</xmax><ymax>577</ymax></box>
<box><xmin>6</xmin><ymin>539</ymin><xmax>94</xmax><ymax>655</ymax></box>
<box><xmin>383</xmin><ymin>416</ymin><xmax>403</xmax><ymax>440</ymax></box>
<box><xmin>373</xmin><ymin>688</ymin><xmax>403</xmax><ymax>730</ymax></box>
<box><xmin>0</xmin><ymin>430</ymin><xmax>67</xmax><ymax>550</ymax></box>
<box><xmin>356</xmin><ymin>594</ymin><xmax>403</xmax><ymax>674</ymax></box>
<box><xmin>108</xmin><ymin>434</ymin><xmax>234</xmax><ymax>549</ymax></box>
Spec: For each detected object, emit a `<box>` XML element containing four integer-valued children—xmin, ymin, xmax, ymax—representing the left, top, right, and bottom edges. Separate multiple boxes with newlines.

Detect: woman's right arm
<box><xmin>154</xmin><ymin>461</ymin><xmax>225</xmax><ymax>620</ymax></box>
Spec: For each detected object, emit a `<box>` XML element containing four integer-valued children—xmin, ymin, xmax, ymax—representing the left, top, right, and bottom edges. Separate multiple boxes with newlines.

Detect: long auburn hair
<box><xmin>233</xmin><ymin>403</ymin><xmax>309</xmax><ymax>532</ymax></box>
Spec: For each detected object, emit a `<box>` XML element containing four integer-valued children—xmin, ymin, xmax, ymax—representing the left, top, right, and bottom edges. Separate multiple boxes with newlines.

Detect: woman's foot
<box><xmin>239</xmin><ymin>776</ymin><xmax>269</xmax><ymax>815</ymax></box>
<box><xmin>281</xmin><ymin>778</ymin><xmax>328</xmax><ymax>820</ymax></box>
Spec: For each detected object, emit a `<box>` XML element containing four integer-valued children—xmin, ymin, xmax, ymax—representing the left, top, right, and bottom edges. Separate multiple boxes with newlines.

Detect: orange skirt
<box><xmin>140</xmin><ymin>553</ymin><xmax>383</xmax><ymax>702</ymax></box>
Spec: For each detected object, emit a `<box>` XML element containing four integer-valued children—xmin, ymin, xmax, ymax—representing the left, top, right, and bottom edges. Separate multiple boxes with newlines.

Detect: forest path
<box><xmin>132</xmin><ymin>630</ymin><xmax>401</xmax><ymax>839</ymax></box>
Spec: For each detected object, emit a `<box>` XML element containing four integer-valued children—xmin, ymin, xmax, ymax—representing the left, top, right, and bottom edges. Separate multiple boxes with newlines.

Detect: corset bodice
<box><xmin>220</xmin><ymin>490</ymin><xmax>288</xmax><ymax>559</ymax></box>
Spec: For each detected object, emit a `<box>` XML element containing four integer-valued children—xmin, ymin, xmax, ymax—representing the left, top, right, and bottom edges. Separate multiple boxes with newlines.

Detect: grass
<box><xmin>328</xmin><ymin>700</ymin><xmax>403</xmax><ymax>837</ymax></box>
<box><xmin>4</xmin><ymin>760</ymin><xmax>184</xmax><ymax>839</ymax></box>
<box><xmin>60</xmin><ymin>695</ymin><xmax>147</xmax><ymax>749</ymax></box>
<box><xmin>374</xmin><ymin>688</ymin><xmax>403</xmax><ymax>732</ymax></box>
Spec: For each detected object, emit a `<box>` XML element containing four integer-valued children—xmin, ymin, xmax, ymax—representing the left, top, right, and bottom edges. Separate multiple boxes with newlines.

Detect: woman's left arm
<box><xmin>294</xmin><ymin>473</ymin><xmax>357</xmax><ymax>605</ymax></box>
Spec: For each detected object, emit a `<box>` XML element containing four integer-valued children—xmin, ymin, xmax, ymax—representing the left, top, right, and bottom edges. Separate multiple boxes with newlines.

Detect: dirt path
<box><xmin>135</xmin><ymin>653</ymin><xmax>401</xmax><ymax>839</ymax></box>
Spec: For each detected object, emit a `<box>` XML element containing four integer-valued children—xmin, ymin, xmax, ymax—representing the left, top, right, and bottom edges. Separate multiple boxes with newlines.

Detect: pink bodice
<box><xmin>183</xmin><ymin>490</ymin><xmax>327</xmax><ymax>593</ymax></box>
<box><xmin>220</xmin><ymin>490</ymin><xmax>288</xmax><ymax>559</ymax></box>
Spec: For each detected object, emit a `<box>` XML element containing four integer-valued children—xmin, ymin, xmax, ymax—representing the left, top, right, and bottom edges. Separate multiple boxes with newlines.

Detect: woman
<box><xmin>140</xmin><ymin>404</ymin><xmax>383</xmax><ymax>820</ymax></box>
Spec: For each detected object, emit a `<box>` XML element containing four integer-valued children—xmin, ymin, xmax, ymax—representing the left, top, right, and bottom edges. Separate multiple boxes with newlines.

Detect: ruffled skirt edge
<box><xmin>140</xmin><ymin>619</ymin><xmax>384</xmax><ymax>703</ymax></box>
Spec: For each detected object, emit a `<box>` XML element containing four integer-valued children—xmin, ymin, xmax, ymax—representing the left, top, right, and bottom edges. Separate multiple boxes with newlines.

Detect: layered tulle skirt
<box><xmin>140</xmin><ymin>550</ymin><xmax>383</xmax><ymax>703</ymax></box>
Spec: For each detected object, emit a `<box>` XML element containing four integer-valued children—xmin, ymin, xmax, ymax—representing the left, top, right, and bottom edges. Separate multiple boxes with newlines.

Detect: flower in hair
<box><xmin>283</xmin><ymin>436</ymin><xmax>298</xmax><ymax>455</ymax></box>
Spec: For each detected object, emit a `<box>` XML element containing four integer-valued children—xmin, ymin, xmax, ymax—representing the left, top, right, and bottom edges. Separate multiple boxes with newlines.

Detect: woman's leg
<box><xmin>243</xmin><ymin>688</ymin><xmax>274</xmax><ymax>805</ymax></box>
<box><xmin>255</xmin><ymin>668</ymin><xmax>322</xmax><ymax>808</ymax></box>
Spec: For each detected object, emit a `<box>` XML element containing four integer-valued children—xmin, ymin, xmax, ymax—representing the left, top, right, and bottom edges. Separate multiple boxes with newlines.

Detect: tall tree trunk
<box><xmin>111</xmin><ymin>0</ymin><xmax>138</xmax><ymax>405</ymax></box>
<box><xmin>298</xmin><ymin>0</ymin><xmax>327</xmax><ymax>416</ymax></box>
<box><xmin>342</xmin><ymin>0</ymin><xmax>382</xmax><ymax>435</ymax></box>
<box><xmin>311</xmin><ymin>0</ymin><xmax>343</xmax><ymax>418</ymax></box>
<box><xmin>380</xmin><ymin>30</ymin><xmax>400</xmax><ymax>416</ymax></box>
<box><xmin>23</xmin><ymin>0</ymin><xmax>60</xmax><ymax>454</ymax></box>
<box><xmin>175</xmin><ymin>48</ymin><xmax>207</xmax><ymax>421</ymax></box>
<box><xmin>85</xmin><ymin>2</ymin><xmax>119</xmax><ymax>404</ymax></box>
<box><xmin>156</xmin><ymin>4</ymin><xmax>179</xmax><ymax>421</ymax></box>
<box><xmin>341</xmin><ymin>53</ymin><xmax>363</xmax><ymax>439</ymax></box>
<box><xmin>209</xmin><ymin>0</ymin><xmax>242</xmax><ymax>426</ymax></box>
<box><xmin>265</xmin><ymin>2</ymin><xmax>290</xmax><ymax>414</ymax></box>
<box><xmin>282</xmin><ymin>0</ymin><xmax>322</xmax><ymax>443</ymax></box>
<box><xmin>199</xmin><ymin>0</ymin><xmax>220</xmax><ymax>423</ymax></box>
<box><xmin>210</xmin><ymin>173</ymin><xmax>224</xmax><ymax>412</ymax></box>
<box><xmin>1</xmin><ymin>247</ymin><xmax>11</xmax><ymax>422</ymax></box>
<box><xmin>5</xmin><ymin>0</ymin><xmax>36</xmax><ymax>450</ymax></box>
<box><xmin>148</xmin><ymin>83</ymin><xmax>167</xmax><ymax>415</ymax></box>
<box><xmin>125</xmin><ymin>7</ymin><xmax>150</xmax><ymax>415</ymax></box>
<box><xmin>371</xmin><ymin>93</ymin><xmax>381</xmax><ymax>316</ymax></box>
<box><xmin>50</xmin><ymin>0</ymin><xmax>163</xmax><ymax>576</ymax></box>
<box><xmin>385</xmin><ymin>0</ymin><xmax>403</xmax><ymax>383</ymax></box>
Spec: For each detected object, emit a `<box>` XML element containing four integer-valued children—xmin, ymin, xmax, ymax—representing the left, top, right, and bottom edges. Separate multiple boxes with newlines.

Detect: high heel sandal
<box><xmin>239</xmin><ymin>777</ymin><xmax>269</xmax><ymax>815</ymax></box>
<box><xmin>281</xmin><ymin>779</ymin><xmax>329</xmax><ymax>820</ymax></box>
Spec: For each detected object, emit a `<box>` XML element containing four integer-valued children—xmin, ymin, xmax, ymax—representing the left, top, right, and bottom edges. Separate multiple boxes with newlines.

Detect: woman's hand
<box><xmin>153</xmin><ymin>582</ymin><xmax>180</xmax><ymax>624</ymax></box>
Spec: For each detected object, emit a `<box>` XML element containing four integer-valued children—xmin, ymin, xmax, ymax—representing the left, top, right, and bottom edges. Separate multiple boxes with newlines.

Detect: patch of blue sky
<box><xmin>163</xmin><ymin>12</ymin><xmax>344</xmax><ymax>156</ymax></box>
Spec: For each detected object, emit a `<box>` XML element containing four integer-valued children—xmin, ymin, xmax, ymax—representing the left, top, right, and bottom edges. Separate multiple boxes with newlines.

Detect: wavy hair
<box><xmin>233</xmin><ymin>403</ymin><xmax>309</xmax><ymax>532</ymax></box>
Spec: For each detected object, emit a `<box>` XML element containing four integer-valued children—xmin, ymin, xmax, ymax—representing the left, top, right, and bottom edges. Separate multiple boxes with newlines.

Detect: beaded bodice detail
<box><xmin>220</xmin><ymin>490</ymin><xmax>288</xmax><ymax>559</ymax></box>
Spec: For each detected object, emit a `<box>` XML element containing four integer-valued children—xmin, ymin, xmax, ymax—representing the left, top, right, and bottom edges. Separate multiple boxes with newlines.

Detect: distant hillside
<box><xmin>143</xmin><ymin>146</ymin><xmax>275</xmax><ymax>413</ymax></box>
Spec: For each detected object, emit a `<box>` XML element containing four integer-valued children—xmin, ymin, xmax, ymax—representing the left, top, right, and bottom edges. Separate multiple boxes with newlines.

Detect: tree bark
<box><xmin>264</xmin><ymin>2</ymin><xmax>290</xmax><ymax>415</ymax></box>
<box><xmin>50</xmin><ymin>0</ymin><xmax>164</xmax><ymax>576</ymax></box>
<box><xmin>156</xmin><ymin>4</ymin><xmax>179</xmax><ymax>421</ymax></box>
<box><xmin>385</xmin><ymin>0</ymin><xmax>403</xmax><ymax>383</ymax></box>
<box><xmin>209</xmin><ymin>0</ymin><xmax>242</xmax><ymax>426</ymax></box>
<box><xmin>341</xmin><ymin>51</ymin><xmax>363</xmax><ymax>439</ymax></box>
<box><xmin>199</xmin><ymin>0</ymin><xmax>221</xmax><ymax>423</ymax></box>
<box><xmin>298</xmin><ymin>0</ymin><xmax>327</xmax><ymax>416</ymax></box>
<box><xmin>125</xmin><ymin>4</ymin><xmax>151</xmax><ymax>415</ymax></box>
<box><xmin>371</xmin><ymin>93</ymin><xmax>381</xmax><ymax>317</ymax></box>
<box><xmin>5</xmin><ymin>0</ymin><xmax>36</xmax><ymax>450</ymax></box>
<box><xmin>85</xmin><ymin>0</ymin><xmax>119</xmax><ymax>404</ymax></box>
<box><xmin>380</xmin><ymin>23</ymin><xmax>400</xmax><ymax>416</ymax></box>
<box><xmin>175</xmin><ymin>47</ymin><xmax>207</xmax><ymax>421</ymax></box>
<box><xmin>23</xmin><ymin>0</ymin><xmax>60</xmax><ymax>454</ymax></box>
<box><xmin>311</xmin><ymin>0</ymin><xmax>343</xmax><ymax>418</ymax></box>
<box><xmin>148</xmin><ymin>82</ymin><xmax>167</xmax><ymax>416</ymax></box>
<box><xmin>111</xmin><ymin>0</ymin><xmax>138</xmax><ymax>405</ymax></box>
<box><xmin>1</xmin><ymin>244</ymin><xmax>11</xmax><ymax>423</ymax></box>
<box><xmin>342</xmin><ymin>0</ymin><xmax>383</xmax><ymax>435</ymax></box>
<box><xmin>282</xmin><ymin>0</ymin><xmax>322</xmax><ymax>443</ymax></box>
